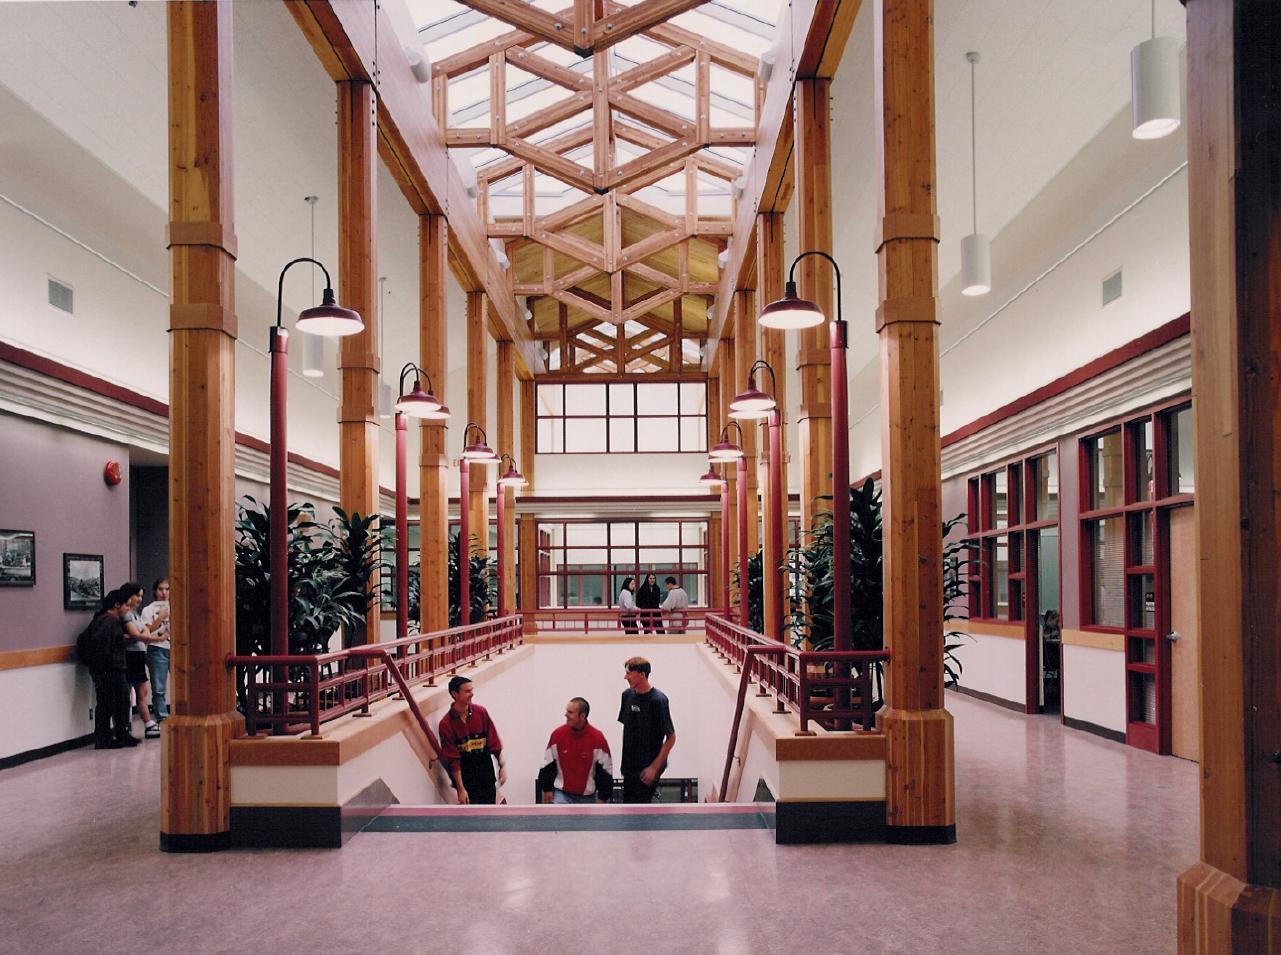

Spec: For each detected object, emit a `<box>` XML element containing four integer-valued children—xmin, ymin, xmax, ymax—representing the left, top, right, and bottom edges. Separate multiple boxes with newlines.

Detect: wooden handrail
<box><xmin>347</xmin><ymin>645</ymin><xmax>444</xmax><ymax>763</ymax></box>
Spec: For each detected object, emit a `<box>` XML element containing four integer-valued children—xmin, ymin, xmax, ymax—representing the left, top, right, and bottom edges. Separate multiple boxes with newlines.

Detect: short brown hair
<box><xmin>624</xmin><ymin>656</ymin><xmax>651</xmax><ymax>676</ymax></box>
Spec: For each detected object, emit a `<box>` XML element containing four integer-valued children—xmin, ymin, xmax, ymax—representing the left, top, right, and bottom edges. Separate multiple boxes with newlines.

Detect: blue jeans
<box><xmin>552</xmin><ymin>790</ymin><xmax>597</xmax><ymax>804</ymax></box>
<box><xmin>147</xmin><ymin>646</ymin><xmax>170</xmax><ymax>719</ymax></box>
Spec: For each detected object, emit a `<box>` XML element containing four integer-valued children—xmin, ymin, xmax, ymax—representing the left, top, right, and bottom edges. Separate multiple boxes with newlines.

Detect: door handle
<box><xmin>1166</xmin><ymin>631</ymin><xmax>1180</xmax><ymax>642</ymax></box>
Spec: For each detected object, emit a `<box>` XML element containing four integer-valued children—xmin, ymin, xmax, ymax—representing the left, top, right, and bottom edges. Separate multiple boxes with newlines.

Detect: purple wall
<box><xmin>0</xmin><ymin>413</ymin><xmax>132</xmax><ymax>651</ymax></box>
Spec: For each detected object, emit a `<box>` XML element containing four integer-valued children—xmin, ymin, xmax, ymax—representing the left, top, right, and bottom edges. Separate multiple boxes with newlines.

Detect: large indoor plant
<box><xmin>448</xmin><ymin>530</ymin><xmax>496</xmax><ymax>627</ymax></box>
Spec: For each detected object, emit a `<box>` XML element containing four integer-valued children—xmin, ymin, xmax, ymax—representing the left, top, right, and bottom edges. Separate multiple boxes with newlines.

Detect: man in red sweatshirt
<box><xmin>538</xmin><ymin>697</ymin><xmax>614</xmax><ymax>804</ymax></box>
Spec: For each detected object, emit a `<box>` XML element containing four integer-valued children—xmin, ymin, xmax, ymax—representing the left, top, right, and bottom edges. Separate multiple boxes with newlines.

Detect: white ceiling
<box><xmin>0</xmin><ymin>0</ymin><xmax>1188</xmax><ymax>399</ymax></box>
<box><xmin>829</xmin><ymin>0</ymin><xmax>1187</xmax><ymax>372</ymax></box>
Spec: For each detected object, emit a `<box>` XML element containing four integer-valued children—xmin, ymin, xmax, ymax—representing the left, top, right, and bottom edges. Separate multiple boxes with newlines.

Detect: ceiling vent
<box><xmin>1102</xmin><ymin>269</ymin><xmax>1123</xmax><ymax>307</ymax></box>
<box><xmin>48</xmin><ymin>277</ymin><xmax>73</xmax><ymax>314</ymax></box>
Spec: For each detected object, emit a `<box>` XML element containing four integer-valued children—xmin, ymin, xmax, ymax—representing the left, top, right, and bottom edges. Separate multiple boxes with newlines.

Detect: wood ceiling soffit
<box><xmin>288</xmin><ymin>0</ymin><xmax>542</xmax><ymax>373</ymax></box>
<box><xmin>706</xmin><ymin>0</ymin><xmax>862</xmax><ymax>370</ymax></box>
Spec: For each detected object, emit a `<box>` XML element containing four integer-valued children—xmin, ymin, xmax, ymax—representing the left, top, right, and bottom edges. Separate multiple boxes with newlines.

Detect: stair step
<box><xmin>366</xmin><ymin>802</ymin><xmax>776</xmax><ymax>833</ymax></box>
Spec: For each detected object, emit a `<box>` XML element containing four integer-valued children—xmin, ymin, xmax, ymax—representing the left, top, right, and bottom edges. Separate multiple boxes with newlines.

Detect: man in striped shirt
<box><xmin>538</xmin><ymin>697</ymin><xmax>614</xmax><ymax>804</ymax></box>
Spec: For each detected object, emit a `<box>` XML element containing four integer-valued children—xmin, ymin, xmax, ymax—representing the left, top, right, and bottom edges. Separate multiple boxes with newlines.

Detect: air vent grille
<box><xmin>48</xmin><ymin>277</ymin><xmax>73</xmax><ymax>314</ymax></box>
<box><xmin>1102</xmin><ymin>269</ymin><xmax>1123</xmax><ymax>307</ymax></box>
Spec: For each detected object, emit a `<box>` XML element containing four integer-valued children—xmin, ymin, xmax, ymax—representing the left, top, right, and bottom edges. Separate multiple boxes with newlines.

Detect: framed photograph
<box><xmin>63</xmin><ymin>553</ymin><xmax>104</xmax><ymax>610</ymax></box>
<box><xmin>0</xmin><ymin>530</ymin><xmax>36</xmax><ymax>586</ymax></box>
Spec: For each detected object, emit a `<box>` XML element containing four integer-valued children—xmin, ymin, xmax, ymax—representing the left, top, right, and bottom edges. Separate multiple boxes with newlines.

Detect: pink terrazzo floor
<box><xmin>0</xmin><ymin>692</ymin><xmax>1197</xmax><ymax>955</ymax></box>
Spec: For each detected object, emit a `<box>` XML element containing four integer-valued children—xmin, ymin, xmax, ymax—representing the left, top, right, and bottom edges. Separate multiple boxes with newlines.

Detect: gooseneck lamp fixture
<box><xmin>458</xmin><ymin>423</ymin><xmax>499</xmax><ymax>627</ymax></box>
<box><xmin>268</xmin><ymin>257</ymin><xmax>362</xmax><ymax>732</ymax></box>
<box><xmin>961</xmin><ymin>51</ymin><xmax>991</xmax><ymax>298</ymax></box>
<box><xmin>762</xmin><ymin>250</ymin><xmax>852</xmax><ymax>664</ymax></box>
<box><xmin>732</xmin><ymin>360</ymin><xmax>786</xmax><ymax>641</ymax></box>
<box><xmin>1130</xmin><ymin>0</ymin><xmax>1181</xmax><ymax>140</ymax></box>
<box><xmin>495</xmin><ymin>454</ymin><xmax>527</xmax><ymax>618</ymax></box>
<box><xmin>395</xmin><ymin>362</ymin><xmax>444</xmax><ymax>418</ymax></box>
<box><xmin>391</xmin><ymin>364</ymin><xmax>450</xmax><ymax>644</ymax></box>
<box><xmin>708</xmin><ymin>422</ymin><xmax>749</xmax><ymax>624</ymax></box>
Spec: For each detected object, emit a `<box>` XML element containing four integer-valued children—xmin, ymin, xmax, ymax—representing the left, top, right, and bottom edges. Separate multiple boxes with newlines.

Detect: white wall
<box><xmin>956</xmin><ymin>632</ymin><xmax>1027</xmax><ymax>708</ymax></box>
<box><xmin>1063</xmin><ymin>645</ymin><xmax>1127</xmax><ymax>734</ymax></box>
<box><xmin>0</xmin><ymin>662</ymin><xmax>94</xmax><ymax>760</ymax></box>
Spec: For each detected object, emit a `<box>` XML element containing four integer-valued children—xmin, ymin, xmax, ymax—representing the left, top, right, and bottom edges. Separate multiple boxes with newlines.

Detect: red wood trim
<box><xmin>0</xmin><ymin>340</ymin><xmax>403</xmax><ymax>500</ymax></box>
<box><xmin>941</xmin><ymin>313</ymin><xmax>1190</xmax><ymax>448</ymax></box>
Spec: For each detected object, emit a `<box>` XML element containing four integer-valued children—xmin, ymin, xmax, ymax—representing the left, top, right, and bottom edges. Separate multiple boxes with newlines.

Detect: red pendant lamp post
<box><xmin>268</xmin><ymin>257</ymin><xmax>362</xmax><ymax>732</ymax></box>
<box><xmin>393</xmin><ymin>363</ymin><xmax>448</xmax><ymax>641</ymax></box>
<box><xmin>709</xmin><ymin>421</ymin><xmax>747</xmax><ymax>625</ymax></box>
<box><xmin>730</xmin><ymin>359</ymin><xmax>784</xmax><ymax>641</ymax></box>
<box><xmin>458</xmin><ymin>424</ymin><xmax>497</xmax><ymax>626</ymax></box>
<box><xmin>495</xmin><ymin>455</ymin><xmax>528</xmax><ymax>618</ymax></box>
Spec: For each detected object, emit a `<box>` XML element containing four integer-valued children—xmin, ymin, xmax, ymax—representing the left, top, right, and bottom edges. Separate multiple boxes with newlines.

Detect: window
<box><xmin>965</xmin><ymin>450</ymin><xmax>1059</xmax><ymax>623</ymax></box>
<box><xmin>1079</xmin><ymin>400</ymin><xmax>1194</xmax><ymax>752</ymax></box>
<box><xmin>536</xmin><ymin>519</ymin><xmax>709</xmax><ymax>607</ymax></box>
<box><xmin>536</xmin><ymin>382</ymin><xmax>707</xmax><ymax>454</ymax></box>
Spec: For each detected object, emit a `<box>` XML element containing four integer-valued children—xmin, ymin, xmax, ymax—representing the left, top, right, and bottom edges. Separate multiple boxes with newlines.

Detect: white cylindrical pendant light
<box><xmin>961</xmin><ymin>52</ymin><xmax>991</xmax><ymax>298</ymax></box>
<box><xmin>301</xmin><ymin>332</ymin><xmax>325</xmax><ymax>377</ymax></box>
<box><xmin>960</xmin><ymin>233</ymin><xmax>991</xmax><ymax>297</ymax></box>
<box><xmin>378</xmin><ymin>380</ymin><xmax>392</xmax><ymax>419</ymax></box>
<box><xmin>1131</xmin><ymin>36</ymin><xmax>1180</xmax><ymax>140</ymax></box>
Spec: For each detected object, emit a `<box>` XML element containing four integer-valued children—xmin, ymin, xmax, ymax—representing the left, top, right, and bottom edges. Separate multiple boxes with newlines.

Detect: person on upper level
<box><xmin>660</xmin><ymin>576</ymin><xmax>690</xmax><ymax>634</ymax></box>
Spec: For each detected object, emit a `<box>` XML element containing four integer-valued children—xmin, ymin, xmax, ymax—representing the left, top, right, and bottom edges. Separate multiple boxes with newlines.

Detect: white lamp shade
<box><xmin>960</xmin><ymin>232</ymin><xmax>991</xmax><ymax>297</ymax></box>
<box><xmin>759</xmin><ymin>297</ymin><xmax>824</xmax><ymax>330</ymax></box>
<box><xmin>405</xmin><ymin>45</ymin><xmax>432</xmax><ymax>84</ymax></box>
<box><xmin>301</xmin><ymin>333</ymin><xmax>325</xmax><ymax>378</ymax></box>
<box><xmin>378</xmin><ymin>381</ymin><xmax>392</xmax><ymax>419</ymax></box>
<box><xmin>1131</xmin><ymin>37</ymin><xmax>1181</xmax><ymax>140</ymax></box>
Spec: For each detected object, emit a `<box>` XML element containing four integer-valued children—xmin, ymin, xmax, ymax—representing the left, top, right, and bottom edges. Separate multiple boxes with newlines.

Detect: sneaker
<box><xmin>114</xmin><ymin>734</ymin><xmax>142</xmax><ymax>747</ymax></box>
<box><xmin>144</xmin><ymin>722</ymin><xmax>160</xmax><ymax>739</ymax></box>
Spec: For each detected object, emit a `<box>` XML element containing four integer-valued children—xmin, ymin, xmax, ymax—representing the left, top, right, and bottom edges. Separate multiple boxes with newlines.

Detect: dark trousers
<box><xmin>91</xmin><ymin>668</ymin><xmax>131</xmax><ymax>744</ymax></box>
<box><xmin>640</xmin><ymin>610</ymin><xmax>664</xmax><ymax>634</ymax></box>
<box><xmin>621</xmin><ymin>614</ymin><xmax>639</xmax><ymax>635</ymax></box>
<box><xmin>622</xmin><ymin>773</ymin><xmax>659</xmax><ymax>804</ymax></box>
<box><xmin>460</xmin><ymin>763</ymin><xmax>498</xmax><ymax>805</ymax></box>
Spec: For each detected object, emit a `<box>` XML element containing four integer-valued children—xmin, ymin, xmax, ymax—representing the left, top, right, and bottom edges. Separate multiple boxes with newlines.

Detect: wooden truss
<box><xmin>434</xmin><ymin>0</ymin><xmax>758</xmax><ymax>375</ymax></box>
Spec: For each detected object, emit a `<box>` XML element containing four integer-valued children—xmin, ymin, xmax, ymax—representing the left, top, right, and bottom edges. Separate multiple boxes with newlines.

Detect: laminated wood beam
<box><xmin>507</xmin><ymin>137</ymin><xmax>596</xmax><ymax>193</ymax></box>
<box><xmin>590</xmin><ymin>0</ymin><xmax>710</xmax><ymax>49</ymax></box>
<box><xmin>613</xmin><ymin>45</ymin><xmax>697</xmax><ymax>93</ymax></box>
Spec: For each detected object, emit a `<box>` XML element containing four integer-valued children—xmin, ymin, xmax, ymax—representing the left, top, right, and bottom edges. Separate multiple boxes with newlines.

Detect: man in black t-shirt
<box><xmin>617</xmin><ymin>656</ymin><xmax>676</xmax><ymax>803</ymax></box>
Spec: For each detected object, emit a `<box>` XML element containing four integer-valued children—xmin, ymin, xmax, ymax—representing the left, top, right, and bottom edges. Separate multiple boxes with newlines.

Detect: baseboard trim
<box><xmin>160</xmin><ymin>830</ymin><xmax>233</xmax><ymax>853</ymax></box>
<box><xmin>1063</xmin><ymin>715</ymin><xmax>1127</xmax><ymax>744</ymax></box>
<box><xmin>887</xmin><ymin>823</ymin><xmax>957</xmax><ymax>845</ymax></box>
<box><xmin>0</xmin><ymin>734</ymin><xmax>92</xmax><ymax>771</ymax></box>
<box><xmin>775</xmin><ymin>800</ymin><xmax>886</xmax><ymax>844</ymax></box>
<box><xmin>948</xmin><ymin>684</ymin><xmax>1025</xmax><ymax>714</ymax></box>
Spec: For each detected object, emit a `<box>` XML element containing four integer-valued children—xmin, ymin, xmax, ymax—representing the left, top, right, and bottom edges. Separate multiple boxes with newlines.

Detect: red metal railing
<box><xmin>525</xmin><ymin>606</ymin><xmax>725</xmax><ymax>635</ymax></box>
<box><xmin>227</xmin><ymin>615</ymin><xmax>524</xmax><ymax>738</ymax></box>
<box><xmin>705</xmin><ymin>614</ymin><xmax>890</xmax><ymax>801</ymax></box>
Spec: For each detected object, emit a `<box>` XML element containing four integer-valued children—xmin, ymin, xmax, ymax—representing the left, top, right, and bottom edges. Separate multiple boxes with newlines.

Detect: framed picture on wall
<box><xmin>63</xmin><ymin>553</ymin><xmax>104</xmax><ymax>610</ymax></box>
<box><xmin>0</xmin><ymin>530</ymin><xmax>36</xmax><ymax>586</ymax></box>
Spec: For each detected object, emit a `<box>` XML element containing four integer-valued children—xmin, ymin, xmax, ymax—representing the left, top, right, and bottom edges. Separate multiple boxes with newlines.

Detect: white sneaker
<box><xmin>144</xmin><ymin>722</ymin><xmax>160</xmax><ymax>739</ymax></box>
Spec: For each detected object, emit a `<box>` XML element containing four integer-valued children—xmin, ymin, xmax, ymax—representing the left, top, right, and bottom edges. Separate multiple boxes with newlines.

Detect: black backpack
<box><xmin>75</xmin><ymin>612</ymin><xmax>113</xmax><ymax>669</ymax></box>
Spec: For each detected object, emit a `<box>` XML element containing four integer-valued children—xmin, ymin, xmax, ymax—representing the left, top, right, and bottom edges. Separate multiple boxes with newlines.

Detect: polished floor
<box><xmin>0</xmin><ymin>693</ymin><xmax>1197</xmax><ymax>955</ymax></box>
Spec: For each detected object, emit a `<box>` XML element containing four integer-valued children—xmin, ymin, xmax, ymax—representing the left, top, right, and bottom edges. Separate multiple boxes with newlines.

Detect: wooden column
<box><xmin>518</xmin><ymin>378</ymin><xmax>538</xmax><ymax>634</ymax></box>
<box><xmin>496</xmin><ymin>340</ymin><xmax>517</xmax><ymax>616</ymax></box>
<box><xmin>466</xmin><ymin>291</ymin><xmax>490</xmax><ymax>561</ymax></box>
<box><xmin>874</xmin><ymin>0</ymin><xmax>954</xmax><ymax>844</ymax></box>
<box><xmin>418</xmin><ymin>214</ymin><xmax>449</xmax><ymax>635</ymax></box>
<box><xmin>337</xmin><ymin>79</ymin><xmax>380</xmax><ymax>642</ymax></box>
<box><xmin>734</xmin><ymin>288</ymin><xmax>760</xmax><ymax>559</ymax></box>
<box><xmin>794</xmin><ymin>78</ymin><xmax>834</xmax><ymax>538</ymax></box>
<box><xmin>757</xmin><ymin>212</ymin><xmax>787</xmax><ymax>640</ymax></box>
<box><xmin>161</xmin><ymin>0</ymin><xmax>239</xmax><ymax>852</ymax></box>
<box><xmin>1177</xmin><ymin>3</ymin><xmax>1281</xmax><ymax>950</ymax></box>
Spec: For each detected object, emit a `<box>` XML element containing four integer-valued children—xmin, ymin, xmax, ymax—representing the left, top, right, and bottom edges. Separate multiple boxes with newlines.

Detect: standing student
<box><xmin>140</xmin><ymin>578</ymin><xmax>171</xmax><ymax>721</ymax></box>
<box><xmin>118</xmin><ymin>581</ymin><xmax>163</xmax><ymax>739</ymax></box>
<box><xmin>438</xmin><ymin>676</ymin><xmax>506</xmax><ymax>805</ymax></box>
<box><xmin>636</xmin><ymin>573</ymin><xmax>664</xmax><ymax>634</ymax></box>
<box><xmin>617</xmin><ymin>576</ymin><xmax>639</xmax><ymax>635</ymax></box>
<box><xmin>538</xmin><ymin>697</ymin><xmax>613</xmax><ymax>804</ymax></box>
<box><xmin>659</xmin><ymin>576</ymin><xmax>690</xmax><ymax>634</ymax></box>
<box><xmin>85</xmin><ymin>590</ymin><xmax>139</xmax><ymax>749</ymax></box>
<box><xmin>618</xmin><ymin>656</ymin><xmax>676</xmax><ymax>803</ymax></box>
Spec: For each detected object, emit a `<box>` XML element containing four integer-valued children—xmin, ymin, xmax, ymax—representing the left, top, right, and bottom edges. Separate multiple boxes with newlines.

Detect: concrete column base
<box><xmin>883</xmin><ymin>706</ymin><xmax>956</xmax><ymax>843</ymax></box>
<box><xmin>160</xmin><ymin>710</ymin><xmax>240</xmax><ymax>852</ymax></box>
<box><xmin>1178</xmin><ymin>861</ymin><xmax>1281</xmax><ymax>953</ymax></box>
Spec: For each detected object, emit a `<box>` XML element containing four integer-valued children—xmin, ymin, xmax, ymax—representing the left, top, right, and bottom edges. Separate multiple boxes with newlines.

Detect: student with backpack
<box><xmin>78</xmin><ymin>589</ymin><xmax>140</xmax><ymax>749</ymax></box>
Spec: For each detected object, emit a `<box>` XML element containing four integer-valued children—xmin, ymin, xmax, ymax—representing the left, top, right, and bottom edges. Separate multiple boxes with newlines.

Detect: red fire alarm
<box><xmin>103</xmin><ymin>461</ymin><xmax>123</xmax><ymax>486</ymax></box>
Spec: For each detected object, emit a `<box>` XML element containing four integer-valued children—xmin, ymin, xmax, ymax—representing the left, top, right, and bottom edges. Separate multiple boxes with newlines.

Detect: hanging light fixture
<box><xmin>708</xmin><ymin>421</ymin><xmax>745</xmax><ymax>461</ymax></box>
<box><xmin>461</xmin><ymin>422</ymin><xmax>499</xmax><ymax>462</ymax></box>
<box><xmin>960</xmin><ymin>51</ymin><xmax>991</xmax><ymax>298</ymax></box>
<box><xmin>1130</xmin><ymin>0</ymin><xmax>1180</xmax><ymax>140</ymax></box>
<box><xmin>497</xmin><ymin>454</ymin><xmax>527</xmax><ymax>488</ymax></box>
<box><xmin>300</xmin><ymin>196</ymin><xmax>326</xmax><ymax>378</ymax></box>
<box><xmin>698</xmin><ymin>467</ymin><xmax>724</xmax><ymax>487</ymax></box>
<box><xmin>729</xmin><ymin>359</ymin><xmax>778</xmax><ymax>419</ymax></box>
<box><xmin>395</xmin><ymin>362</ymin><xmax>445</xmax><ymax>418</ymax></box>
